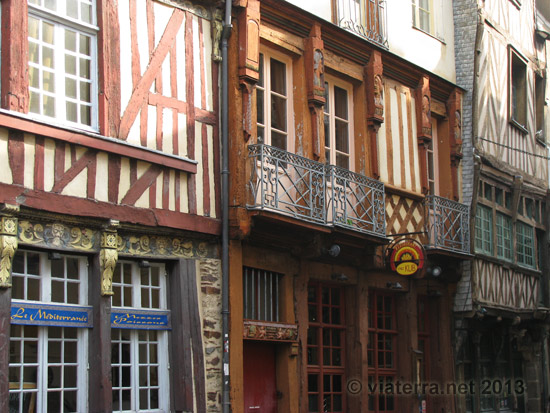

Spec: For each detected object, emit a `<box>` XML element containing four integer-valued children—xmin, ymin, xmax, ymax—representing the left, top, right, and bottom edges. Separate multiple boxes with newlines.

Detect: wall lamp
<box><xmin>427</xmin><ymin>266</ymin><xmax>442</xmax><ymax>277</ymax></box>
<box><xmin>331</xmin><ymin>273</ymin><xmax>348</xmax><ymax>282</ymax></box>
<box><xmin>322</xmin><ymin>244</ymin><xmax>341</xmax><ymax>258</ymax></box>
<box><xmin>386</xmin><ymin>282</ymin><xmax>403</xmax><ymax>290</ymax></box>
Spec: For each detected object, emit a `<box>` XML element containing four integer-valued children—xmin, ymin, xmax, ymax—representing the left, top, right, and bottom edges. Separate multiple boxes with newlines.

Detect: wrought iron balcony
<box><xmin>424</xmin><ymin>195</ymin><xmax>470</xmax><ymax>255</ymax></box>
<box><xmin>248</xmin><ymin>144</ymin><xmax>386</xmax><ymax>238</ymax></box>
<box><xmin>335</xmin><ymin>0</ymin><xmax>388</xmax><ymax>48</ymax></box>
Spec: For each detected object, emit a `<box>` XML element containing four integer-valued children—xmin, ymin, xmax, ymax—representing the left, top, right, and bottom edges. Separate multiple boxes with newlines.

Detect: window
<box><xmin>335</xmin><ymin>0</ymin><xmax>387</xmax><ymax>45</ymax></box>
<box><xmin>111</xmin><ymin>262</ymin><xmax>170</xmax><ymax>413</ymax></box>
<box><xmin>535</xmin><ymin>75</ymin><xmax>546</xmax><ymax>144</ymax></box>
<box><xmin>509</xmin><ymin>48</ymin><xmax>527</xmax><ymax>130</ymax></box>
<box><xmin>516</xmin><ymin>221</ymin><xmax>535</xmax><ymax>268</ymax></box>
<box><xmin>324</xmin><ymin>79</ymin><xmax>353</xmax><ymax>170</ymax></box>
<box><xmin>243</xmin><ymin>267</ymin><xmax>282</xmax><ymax>322</ymax></box>
<box><xmin>426</xmin><ymin>118</ymin><xmax>439</xmax><ymax>195</ymax></box>
<box><xmin>475</xmin><ymin>205</ymin><xmax>493</xmax><ymax>255</ymax></box>
<box><xmin>496</xmin><ymin>213</ymin><xmax>513</xmax><ymax>261</ymax></box>
<box><xmin>475</xmin><ymin>179</ymin><xmax>544</xmax><ymax>269</ymax></box>
<box><xmin>412</xmin><ymin>0</ymin><xmax>432</xmax><ymax>33</ymax></box>
<box><xmin>10</xmin><ymin>250</ymin><xmax>89</xmax><ymax>412</ymax></box>
<box><xmin>307</xmin><ymin>283</ymin><xmax>345</xmax><ymax>413</ymax></box>
<box><xmin>368</xmin><ymin>291</ymin><xmax>397</xmax><ymax>413</ymax></box>
<box><xmin>257</xmin><ymin>51</ymin><xmax>292</xmax><ymax>151</ymax></box>
<box><xmin>28</xmin><ymin>0</ymin><xmax>97</xmax><ymax>128</ymax></box>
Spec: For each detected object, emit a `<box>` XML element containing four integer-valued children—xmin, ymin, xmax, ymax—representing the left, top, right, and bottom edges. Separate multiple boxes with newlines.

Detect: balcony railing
<box><xmin>424</xmin><ymin>195</ymin><xmax>470</xmax><ymax>255</ymax></box>
<box><xmin>248</xmin><ymin>144</ymin><xmax>386</xmax><ymax>238</ymax></box>
<box><xmin>335</xmin><ymin>0</ymin><xmax>388</xmax><ymax>48</ymax></box>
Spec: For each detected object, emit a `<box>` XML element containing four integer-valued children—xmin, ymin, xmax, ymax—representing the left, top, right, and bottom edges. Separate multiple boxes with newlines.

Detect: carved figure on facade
<box><xmin>422</xmin><ymin>95</ymin><xmax>431</xmax><ymax>133</ymax></box>
<box><xmin>454</xmin><ymin>110</ymin><xmax>463</xmax><ymax>155</ymax></box>
<box><xmin>100</xmin><ymin>230</ymin><xmax>118</xmax><ymax>296</ymax></box>
<box><xmin>243</xmin><ymin>320</ymin><xmax>298</xmax><ymax>342</ymax></box>
<box><xmin>0</xmin><ymin>216</ymin><xmax>18</xmax><ymax>288</ymax></box>
<box><xmin>313</xmin><ymin>49</ymin><xmax>324</xmax><ymax>90</ymax></box>
<box><xmin>373</xmin><ymin>74</ymin><xmax>384</xmax><ymax>116</ymax></box>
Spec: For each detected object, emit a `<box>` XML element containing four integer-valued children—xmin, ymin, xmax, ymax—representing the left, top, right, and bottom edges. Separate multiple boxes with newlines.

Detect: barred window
<box><xmin>243</xmin><ymin>267</ymin><xmax>282</xmax><ymax>322</ymax></box>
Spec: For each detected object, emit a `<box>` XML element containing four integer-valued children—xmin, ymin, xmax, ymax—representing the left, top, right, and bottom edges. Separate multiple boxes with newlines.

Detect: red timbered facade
<box><xmin>0</xmin><ymin>1</ymin><xmax>223</xmax><ymax>412</ymax></box>
<box><xmin>227</xmin><ymin>1</ymin><xmax>468</xmax><ymax>412</ymax></box>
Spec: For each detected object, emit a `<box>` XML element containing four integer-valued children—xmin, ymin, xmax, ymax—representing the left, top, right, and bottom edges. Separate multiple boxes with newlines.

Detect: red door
<box><xmin>243</xmin><ymin>341</ymin><xmax>278</xmax><ymax>413</ymax></box>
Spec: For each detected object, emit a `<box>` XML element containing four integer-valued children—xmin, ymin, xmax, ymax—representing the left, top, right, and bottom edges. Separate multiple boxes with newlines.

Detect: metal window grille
<box><xmin>243</xmin><ymin>267</ymin><xmax>282</xmax><ymax>322</ymax></box>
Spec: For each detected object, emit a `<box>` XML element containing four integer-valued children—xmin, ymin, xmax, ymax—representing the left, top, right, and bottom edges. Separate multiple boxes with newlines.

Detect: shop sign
<box><xmin>388</xmin><ymin>238</ymin><xmax>425</xmax><ymax>276</ymax></box>
<box><xmin>11</xmin><ymin>302</ymin><xmax>93</xmax><ymax>328</ymax></box>
<box><xmin>111</xmin><ymin>309</ymin><xmax>171</xmax><ymax>330</ymax></box>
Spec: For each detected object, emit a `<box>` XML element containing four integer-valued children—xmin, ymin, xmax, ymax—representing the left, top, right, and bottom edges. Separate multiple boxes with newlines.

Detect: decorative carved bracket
<box><xmin>0</xmin><ymin>205</ymin><xmax>19</xmax><ymax>288</ymax></box>
<box><xmin>237</xmin><ymin>0</ymin><xmax>260</xmax><ymax>142</ymax></box>
<box><xmin>416</xmin><ymin>76</ymin><xmax>431</xmax><ymax>194</ymax></box>
<box><xmin>100</xmin><ymin>220</ymin><xmax>119</xmax><ymax>296</ymax></box>
<box><xmin>447</xmin><ymin>88</ymin><xmax>463</xmax><ymax>201</ymax></box>
<box><xmin>305</xmin><ymin>24</ymin><xmax>326</xmax><ymax>161</ymax></box>
<box><xmin>365</xmin><ymin>51</ymin><xmax>384</xmax><ymax>179</ymax></box>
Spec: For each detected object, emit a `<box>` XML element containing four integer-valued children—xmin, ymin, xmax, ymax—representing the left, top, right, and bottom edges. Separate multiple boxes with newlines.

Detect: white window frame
<box><xmin>324</xmin><ymin>76</ymin><xmax>354</xmax><ymax>172</ymax></box>
<box><xmin>27</xmin><ymin>0</ymin><xmax>99</xmax><ymax>130</ymax></box>
<box><xmin>111</xmin><ymin>261</ymin><xmax>170</xmax><ymax>413</ymax></box>
<box><xmin>427</xmin><ymin>117</ymin><xmax>439</xmax><ymax>195</ymax></box>
<box><xmin>256</xmin><ymin>48</ymin><xmax>294</xmax><ymax>152</ymax></box>
<box><xmin>10</xmin><ymin>250</ymin><xmax>89</xmax><ymax>413</ymax></box>
<box><xmin>412</xmin><ymin>0</ymin><xmax>433</xmax><ymax>34</ymax></box>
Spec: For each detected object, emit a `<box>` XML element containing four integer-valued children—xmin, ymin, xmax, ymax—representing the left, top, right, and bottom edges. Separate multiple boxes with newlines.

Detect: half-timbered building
<box><xmin>454</xmin><ymin>0</ymin><xmax>550</xmax><ymax>411</ymax></box>
<box><xmin>0</xmin><ymin>0</ymin><xmax>223</xmax><ymax>412</ymax></box>
<box><xmin>228</xmin><ymin>1</ymin><xmax>470</xmax><ymax>412</ymax></box>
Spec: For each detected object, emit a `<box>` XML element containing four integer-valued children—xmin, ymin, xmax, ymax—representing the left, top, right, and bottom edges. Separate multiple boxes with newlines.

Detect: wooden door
<box><xmin>243</xmin><ymin>342</ymin><xmax>278</xmax><ymax>413</ymax></box>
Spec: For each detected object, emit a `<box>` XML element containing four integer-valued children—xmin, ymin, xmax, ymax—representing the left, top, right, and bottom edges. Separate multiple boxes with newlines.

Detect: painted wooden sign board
<box><xmin>388</xmin><ymin>238</ymin><xmax>425</xmax><ymax>276</ymax></box>
<box><xmin>111</xmin><ymin>309</ymin><xmax>171</xmax><ymax>330</ymax></box>
<box><xmin>11</xmin><ymin>301</ymin><xmax>93</xmax><ymax>328</ymax></box>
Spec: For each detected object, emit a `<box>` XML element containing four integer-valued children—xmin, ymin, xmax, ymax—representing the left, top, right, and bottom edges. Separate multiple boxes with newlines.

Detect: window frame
<box><xmin>307</xmin><ymin>282</ymin><xmax>346</xmax><ymax>413</ymax></box>
<box><xmin>110</xmin><ymin>261</ymin><xmax>170</xmax><ymax>413</ymax></box>
<box><xmin>508</xmin><ymin>46</ymin><xmax>528</xmax><ymax>133</ymax></box>
<box><xmin>324</xmin><ymin>76</ymin><xmax>354</xmax><ymax>171</ymax></box>
<box><xmin>9</xmin><ymin>250</ymin><xmax>89</xmax><ymax>413</ymax></box>
<box><xmin>256</xmin><ymin>48</ymin><xmax>294</xmax><ymax>153</ymax></box>
<box><xmin>368</xmin><ymin>290</ymin><xmax>398</xmax><ymax>413</ymax></box>
<box><xmin>27</xmin><ymin>0</ymin><xmax>99</xmax><ymax>131</ymax></box>
<box><xmin>475</xmin><ymin>204</ymin><xmax>493</xmax><ymax>256</ymax></box>
<box><xmin>412</xmin><ymin>0</ymin><xmax>433</xmax><ymax>35</ymax></box>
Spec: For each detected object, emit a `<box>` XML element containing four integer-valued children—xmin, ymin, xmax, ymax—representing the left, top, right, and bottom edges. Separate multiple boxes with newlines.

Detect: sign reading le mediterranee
<box><xmin>11</xmin><ymin>302</ymin><xmax>93</xmax><ymax>328</ymax></box>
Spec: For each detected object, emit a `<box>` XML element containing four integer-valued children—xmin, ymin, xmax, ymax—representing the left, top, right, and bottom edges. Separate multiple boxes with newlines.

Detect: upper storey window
<box><xmin>334</xmin><ymin>0</ymin><xmax>387</xmax><ymax>47</ymax></box>
<box><xmin>28</xmin><ymin>0</ymin><xmax>98</xmax><ymax>129</ymax></box>
<box><xmin>412</xmin><ymin>0</ymin><xmax>431</xmax><ymax>34</ymax></box>
<box><xmin>324</xmin><ymin>78</ymin><xmax>353</xmax><ymax>170</ymax></box>
<box><xmin>509</xmin><ymin>47</ymin><xmax>528</xmax><ymax>132</ymax></box>
<box><xmin>257</xmin><ymin>50</ymin><xmax>292</xmax><ymax>151</ymax></box>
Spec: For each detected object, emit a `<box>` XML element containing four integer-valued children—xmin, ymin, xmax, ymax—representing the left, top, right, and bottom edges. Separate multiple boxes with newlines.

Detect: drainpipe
<box><xmin>221</xmin><ymin>0</ymin><xmax>232</xmax><ymax>412</ymax></box>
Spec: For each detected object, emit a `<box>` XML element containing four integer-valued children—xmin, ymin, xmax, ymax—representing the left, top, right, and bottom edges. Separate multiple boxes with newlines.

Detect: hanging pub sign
<box><xmin>387</xmin><ymin>238</ymin><xmax>425</xmax><ymax>276</ymax></box>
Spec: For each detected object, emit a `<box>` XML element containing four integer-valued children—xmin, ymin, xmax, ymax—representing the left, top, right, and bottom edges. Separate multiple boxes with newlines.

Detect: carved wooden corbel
<box><xmin>365</xmin><ymin>51</ymin><xmax>384</xmax><ymax>179</ymax></box>
<box><xmin>100</xmin><ymin>220</ymin><xmax>119</xmax><ymax>296</ymax></box>
<box><xmin>447</xmin><ymin>89</ymin><xmax>463</xmax><ymax>200</ymax></box>
<box><xmin>304</xmin><ymin>23</ymin><xmax>326</xmax><ymax>161</ymax></box>
<box><xmin>237</xmin><ymin>0</ymin><xmax>261</xmax><ymax>142</ymax></box>
<box><xmin>416</xmin><ymin>76</ymin><xmax>432</xmax><ymax>194</ymax></box>
<box><xmin>0</xmin><ymin>205</ymin><xmax>19</xmax><ymax>288</ymax></box>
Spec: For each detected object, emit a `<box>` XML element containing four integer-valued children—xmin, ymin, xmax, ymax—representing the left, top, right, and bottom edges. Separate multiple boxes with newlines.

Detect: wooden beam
<box><xmin>88</xmin><ymin>254</ymin><xmax>113</xmax><ymax>412</ymax></box>
<box><xmin>0</xmin><ymin>182</ymin><xmax>221</xmax><ymax>235</ymax></box>
<box><xmin>0</xmin><ymin>112</ymin><xmax>197</xmax><ymax>173</ymax></box>
<box><xmin>1</xmin><ymin>0</ymin><xmax>28</xmax><ymax>112</ymax></box>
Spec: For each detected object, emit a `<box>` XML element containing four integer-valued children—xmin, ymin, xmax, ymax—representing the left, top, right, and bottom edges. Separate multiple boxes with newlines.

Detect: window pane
<box><xmin>271</xmin><ymin>95</ymin><xmax>287</xmax><ymax>132</ymax></box>
<box><xmin>270</xmin><ymin>58</ymin><xmax>286</xmax><ymax>95</ymax></box>
<box><xmin>334</xmin><ymin>86</ymin><xmax>348</xmax><ymax>119</ymax></box>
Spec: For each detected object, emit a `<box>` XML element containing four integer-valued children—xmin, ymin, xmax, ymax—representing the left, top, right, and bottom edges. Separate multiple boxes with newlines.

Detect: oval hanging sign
<box><xmin>388</xmin><ymin>238</ymin><xmax>425</xmax><ymax>276</ymax></box>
